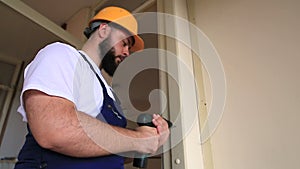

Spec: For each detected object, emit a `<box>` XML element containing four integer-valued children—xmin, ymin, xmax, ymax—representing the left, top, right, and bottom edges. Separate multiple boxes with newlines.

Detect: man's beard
<box><xmin>99</xmin><ymin>36</ymin><xmax>120</xmax><ymax>77</ymax></box>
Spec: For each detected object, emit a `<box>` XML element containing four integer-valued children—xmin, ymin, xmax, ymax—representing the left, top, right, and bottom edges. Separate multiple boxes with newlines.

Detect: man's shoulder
<box><xmin>43</xmin><ymin>42</ymin><xmax>77</xmax><ymax>52</ymax></box>
<box><xmin>35</xmin><ymin>42</ymin><xmax>80</xmax><ymax>61</ymax></box>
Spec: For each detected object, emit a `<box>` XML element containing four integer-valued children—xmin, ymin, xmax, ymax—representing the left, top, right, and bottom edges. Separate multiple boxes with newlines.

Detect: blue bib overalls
<box><xmin>15</xmin><ymin>53</ymin><xmax>127</xmax><ymax>169</ymax></box>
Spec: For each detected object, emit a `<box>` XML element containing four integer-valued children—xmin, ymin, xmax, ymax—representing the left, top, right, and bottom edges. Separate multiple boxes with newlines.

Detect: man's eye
<box><xmin>122</xmin><ymin>41</ymin><xmax>127</xmax><ymax>46</ymax></box>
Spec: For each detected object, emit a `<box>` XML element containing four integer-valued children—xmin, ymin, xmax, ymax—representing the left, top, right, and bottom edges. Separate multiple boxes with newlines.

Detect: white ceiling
<box><xmin>21</xmin><ymin>0</ymin><xmax>100</xmax><ymax>26</ymax></box>
<box><xmin>0</xmin><ymin>0</ymin><xmax>153</xmax><ymax>61</ymax></box>
<box><xmin>21</xmin><ymin>0</ymin><xmax>149</xmax><ymax>26</ymax></box>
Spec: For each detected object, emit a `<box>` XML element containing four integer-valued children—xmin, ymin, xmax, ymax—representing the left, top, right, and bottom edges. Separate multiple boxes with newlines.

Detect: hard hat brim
<box><xmin>131</xmin><ymin>34</ymin><xmax>144</xmax><ymax>52</ymax></box>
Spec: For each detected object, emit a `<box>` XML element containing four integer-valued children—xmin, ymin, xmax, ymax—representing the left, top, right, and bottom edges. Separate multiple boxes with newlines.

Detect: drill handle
<box><xmin>137</xmin><ymin>115</ymin><xmax>173</xmax><ymax>128</ymax></box>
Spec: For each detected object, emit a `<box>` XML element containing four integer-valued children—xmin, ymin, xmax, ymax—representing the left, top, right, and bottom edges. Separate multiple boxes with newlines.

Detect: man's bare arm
<box><xmin>24</xmin><ymin>89</ymin><xmax>161</xmax><ymax>157</ymax></box>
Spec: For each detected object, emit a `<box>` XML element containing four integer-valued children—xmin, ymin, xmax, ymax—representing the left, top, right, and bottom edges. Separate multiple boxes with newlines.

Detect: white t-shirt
<box><xmin>18</xmin><ymin>42</ymin><xmax>115</xmax><ymax>121</ymax></box>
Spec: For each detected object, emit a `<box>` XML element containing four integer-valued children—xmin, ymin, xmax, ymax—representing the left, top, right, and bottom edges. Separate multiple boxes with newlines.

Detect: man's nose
<box><xmin>122</xmin><ymin>46</ymin><xmax>130</xmax><ymax>57</ymax></box>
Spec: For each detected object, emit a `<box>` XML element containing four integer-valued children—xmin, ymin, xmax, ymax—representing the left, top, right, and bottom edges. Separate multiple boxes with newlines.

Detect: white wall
<box><xmin>0</xmin><ymin>88</ymin><xmax>27</xmax><ymax>158</ymax></box>
<box><xmin>0</xmin><ymin>56</ymin><xmax>27</xmax><ymax>159</ymax></box>
<box><xmin>65</xmin><ymin>7</ymin><xmax>91</xmax><ymax>42</ymax></box>
<box><xmin>194</xmin><ymin>0</ymin><xmax>300</xmax><ymax>168</ymax></box>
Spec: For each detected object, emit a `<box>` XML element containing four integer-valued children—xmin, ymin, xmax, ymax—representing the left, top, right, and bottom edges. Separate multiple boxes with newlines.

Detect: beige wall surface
<box><xmin>194</xmin><ymin>0</ymin><xmax>300</xmax><ymax>169</ymax></box>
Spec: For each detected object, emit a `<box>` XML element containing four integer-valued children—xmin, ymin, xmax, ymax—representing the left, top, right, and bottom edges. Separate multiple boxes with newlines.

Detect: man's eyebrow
<box><xmin>110</xmin><ymin>22</ymin><xmax>135</xmax><ymax>47</ymax></box>
<box><xmin>123</xmin><ymin>37</ymin><xmax>133</xmax><ymax>48</ymax></box>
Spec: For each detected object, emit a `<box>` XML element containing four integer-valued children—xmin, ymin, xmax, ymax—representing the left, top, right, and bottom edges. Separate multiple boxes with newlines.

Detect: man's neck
<box><xmin>101</xmin><ymin>69</ymin><xmax>113</xmax><ymax>86</ymax></box>
<box><xmin>81</xmin><ymin>40</ymin><xmax>101</xmax><ymax>66</ymax></box>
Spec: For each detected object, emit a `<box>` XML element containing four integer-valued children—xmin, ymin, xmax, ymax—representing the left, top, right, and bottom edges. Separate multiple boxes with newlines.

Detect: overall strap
<box><xmin>78</xmin><ymin>51</ymin><xmax>126</xmax><ymax>126</ymax></box>
<box><xmin>78</xmin><ymin>52</ymin><xmax>109</xmax><ymax>95</ymax></box>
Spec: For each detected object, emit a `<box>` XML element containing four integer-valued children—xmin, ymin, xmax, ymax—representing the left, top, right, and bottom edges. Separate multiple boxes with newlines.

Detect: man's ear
<box><xmin>97</xmin><ymin>23</ymin><xmax>111</xmax><ymax>39</ymax></box>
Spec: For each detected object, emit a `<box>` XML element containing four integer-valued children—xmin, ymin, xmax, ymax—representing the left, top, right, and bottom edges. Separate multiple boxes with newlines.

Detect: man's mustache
<box><xmin>115</xmin><ymin>55</ymin><xmax>126</xmax><ymax>62</ymax></box>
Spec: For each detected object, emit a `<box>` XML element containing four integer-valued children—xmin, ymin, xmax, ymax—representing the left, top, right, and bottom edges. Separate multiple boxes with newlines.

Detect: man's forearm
<box><xmin>25</xmin><ymin>90</ymin><xmax>160</xmax><ymax>158</ymax></box>
<box><xmin>63</xmin><ymin>110</ymin><xmax>139</xmax><ymax>157</ymax></box>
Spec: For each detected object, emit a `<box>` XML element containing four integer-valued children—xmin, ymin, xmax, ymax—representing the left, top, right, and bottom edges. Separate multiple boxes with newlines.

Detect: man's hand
<box><xmin>152</xmin><ymin>114</ymin><xmax>170</xmax><ymax>148</ymax></box>
<box><xmin>134</xmin><ymin>126</ymin><xmax>160</xmax><ymax>154</ymax></box>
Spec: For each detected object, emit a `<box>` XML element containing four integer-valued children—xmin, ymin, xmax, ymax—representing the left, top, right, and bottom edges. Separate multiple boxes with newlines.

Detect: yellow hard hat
<box><xmin>89</xmin><ymin>6</ymin><xmax>144</xmax><ymax>52</ymax></box>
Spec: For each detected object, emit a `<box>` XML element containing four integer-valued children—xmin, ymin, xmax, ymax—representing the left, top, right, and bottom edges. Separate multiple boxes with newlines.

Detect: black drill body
<box><xmin>133</xmin><ymin>114</ymin><xmax>172</xmax><ymax>168</ymax></box>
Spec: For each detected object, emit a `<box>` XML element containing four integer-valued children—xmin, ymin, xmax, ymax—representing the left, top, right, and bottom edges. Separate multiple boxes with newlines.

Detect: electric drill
<box><xmin>133</xmin><ymin>113</ymin><xmax>172</xmax><ymax>168</ymax></box>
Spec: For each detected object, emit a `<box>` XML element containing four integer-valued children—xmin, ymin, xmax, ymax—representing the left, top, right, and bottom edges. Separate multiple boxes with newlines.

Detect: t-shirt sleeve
<box><xmin>18</xmin><ymin>43</ymin><xmax>80</xmax><ymax>121</ymax></box>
